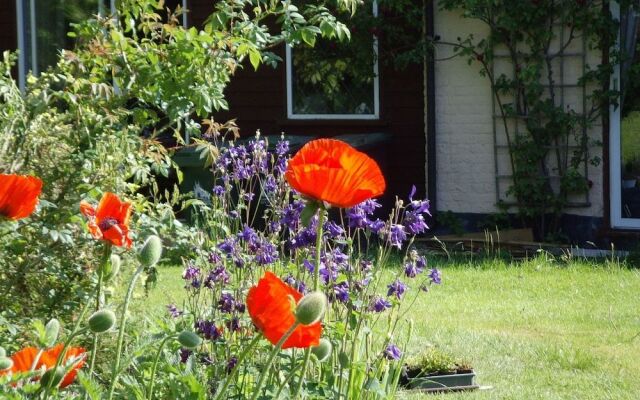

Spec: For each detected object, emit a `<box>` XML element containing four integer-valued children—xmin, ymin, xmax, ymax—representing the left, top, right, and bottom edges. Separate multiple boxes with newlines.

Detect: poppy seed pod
<box><xmin>295</xmin><ymin>292</ymin><xmax>327</xmax><ymax>325</ymax></box>
<box><xmin>88</xmin><ymin>310</ymin><xmax>116</xmax><ymax>333</ymax></box>
<box><xmin>138</xmin><ymin>235</ymin><xmax>163</xmax><ymax>267</ymax></box>
<box><xmin>311</xmin><ymin>338</ymin><xmax>332</xmax><ymax>362</ymax></box>
<box><xmin>43</xmin><ymin>318</ymin><xmax>61</xmax><ymax>347</ymax></box>
<box><xmin>177</xmin><ymin>331</ymin><xmax>202</xmax><ymax>349</ymax></box>
<box><xmin>0</xmin><ymin>357</ymin><xmax>12</xmax><ymax>371</ymax></box>
<box><xmin>40</xmin><ymin>366</ymin><xmax>65</xmax><ymax>388</ymax></box>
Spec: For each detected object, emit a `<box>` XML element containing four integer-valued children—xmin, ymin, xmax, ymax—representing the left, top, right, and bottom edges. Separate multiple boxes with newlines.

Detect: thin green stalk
<box><xmin>292</xmin><ymin>208</ymin><xmax>325</xmax><ymax>399</ymax></box>
<box><xmin>146</xmin><ymin>335</ymin><xmax>175</xmax><ymax>400</ymax></box>
<box><xmin>274</xmin><ymin>360</ymin><xmax>303</xmax><ymax>399</ymax></box>
<box><xmin>107</xmin><ymin>264</ymin><xmax>144</xmax><ymax>400</ymax></box>
<box><xmin>44</xmin><ymin>300</ymin><xmax>92</xmax><ymax>399</ymax></box>
<box><xmin>213</xmin><ymin>336</ymin><xmax>261</xmax><ymax>400</ymax></box>
<box><xmin>250</xmin><ymin>323</ymin><xmax>300</xmax><ymax>400</ymax></box>
<box><xmin>87</xmin><ymin>243</ymin><xmax>111</xmax><ymax>377</ymax></box>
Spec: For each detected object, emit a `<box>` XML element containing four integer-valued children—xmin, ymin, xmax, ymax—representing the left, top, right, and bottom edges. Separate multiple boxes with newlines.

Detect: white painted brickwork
<box><xmin>433</xmin><ymin>5</ymin><xmax>603</xmax><ymax>218</ymax></box>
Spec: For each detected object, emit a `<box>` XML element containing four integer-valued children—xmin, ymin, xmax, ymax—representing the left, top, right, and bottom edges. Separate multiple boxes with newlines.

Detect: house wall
<box><xmin>0</xmin><ymin>1</ymin><xmax>17</xmax><ymax>57</ymax></box>
<box><xmin>433</xmin><ymin>3</ymin><xmax>604</xmax><ymax>220</ymax></box>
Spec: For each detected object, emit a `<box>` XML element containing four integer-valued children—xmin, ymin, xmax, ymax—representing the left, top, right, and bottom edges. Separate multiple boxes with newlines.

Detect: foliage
<box><xmin>434</xmin><ymin>0</ymin><xmax>621</xmax><ymax>239</ymax></box>
<box><xmin>405</xmin><ymin>347</ymin><xmax>458</xmax><ymax>375</ymax></box>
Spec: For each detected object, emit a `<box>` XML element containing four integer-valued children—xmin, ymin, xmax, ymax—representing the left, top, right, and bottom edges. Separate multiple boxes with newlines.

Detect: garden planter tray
<box><xmin>404</xmin><ymin>370</ymin><xmax>479</xmax><ymax>394</ymax></box>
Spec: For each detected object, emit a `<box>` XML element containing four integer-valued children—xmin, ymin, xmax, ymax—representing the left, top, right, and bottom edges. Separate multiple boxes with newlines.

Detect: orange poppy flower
<box><xmin>246</xmin><ymin>271</ymin><xmax>321</xmax><ymax>349</ymax></box>
<box><xmin>0</xmin><ymin>344</ymin><xmax>86</xmax><ymax>388</ymax></box>
<box><xmin>285</xmin><ymin>139</ymin><xmax>386</xmax><ymax>208</ymax></box>
<box><xmin>0</xmin><ymin>174</ymin><xmax>43</xmax><ymax>220</ymax></box>
<box><xmin>80</xmin><ymin>192</ymin><xmax>132</xmax><ymax>248</ymax></box>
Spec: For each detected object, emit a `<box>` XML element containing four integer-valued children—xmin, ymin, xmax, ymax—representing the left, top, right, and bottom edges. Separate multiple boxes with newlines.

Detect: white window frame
<box><xmin>609</xmin><ymin>1</ymin><xmax>640</xmax><ymax>229</ymax></box>
<box><xmin>15</xmin><ymin>0</ymin><xmax>117</xmax><ymax>90</ymax></box>
<box><xmin>285</xmin><ymin>0</ymin><xmax>380</xmax><ymax>120</ymax></box>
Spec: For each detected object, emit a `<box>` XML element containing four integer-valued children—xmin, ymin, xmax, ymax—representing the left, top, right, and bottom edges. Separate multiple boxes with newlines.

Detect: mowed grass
<box><xmin>132</xmin><ymin>255</ymin><xmax>640</xmax><ymax>400</ymax></box>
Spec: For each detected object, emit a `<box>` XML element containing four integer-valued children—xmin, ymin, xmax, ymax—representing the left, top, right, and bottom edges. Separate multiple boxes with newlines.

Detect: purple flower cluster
<box><xmin>182</xmin><ymin>262</ymin><xmax>202</xmax><ymax>289</ymax></box>
<box><xmin>204</xmin><ymin>266</ymin><xmax>230</xmax><ymax>288</ymax></box>
<box><xmin>387</xmin><ymin>279</ymin><xmax>407</xmax><ymax>300</ymax></box>
<box><xmin>404</xmin><ymin>251</ymin><xmax>427</xmax><ymax>278</ymax></box>
<box><xmin>195</xmin><ymin>320</ymin><xmax>223</xmax><ymax>341</ymax></box>
<box><xmin>217</xmin><ymin>292</ymin><xmax>245</xmax><ymax>314</ymax></box>
<box><xmin>347</xmin><ymin>199</ymin><xmax>384</xmax><ymax>232</ymax></box>
<box><xmin>166</xmin><ymin>304</ymin><xmax>183</xmax><ymax>318</ymax></box>
<box><xmin>383</xmin><ymin>344</ymin><xmax>402</xmax><ymax>361</ymax></box>
<box><xmin>369</xmin><ymin>295</ymin><xmax>392</xmax><ymax>312</ymax></box>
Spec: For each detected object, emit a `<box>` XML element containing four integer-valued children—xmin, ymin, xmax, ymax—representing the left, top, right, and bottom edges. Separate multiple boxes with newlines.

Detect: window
<box><xmin>285</xmin><ymin>0</ymin><xmax>380</xmax><ymax>119</ymax></box>
<box><xmin>610</xmin><ymin>2</ymin><xmax>640</xmax><ymax>228</ymax></box>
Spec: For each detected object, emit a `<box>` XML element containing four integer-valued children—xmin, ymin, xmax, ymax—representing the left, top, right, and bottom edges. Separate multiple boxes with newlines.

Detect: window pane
<box><xmin>22</xmin><ymin>0</ymin><xmax>100</xmax><ymax>75</ymax></box>
<box><xmin>290</xmin><ymin>2</ymin><xmax>377</xmax><ymax>116</ymax></box>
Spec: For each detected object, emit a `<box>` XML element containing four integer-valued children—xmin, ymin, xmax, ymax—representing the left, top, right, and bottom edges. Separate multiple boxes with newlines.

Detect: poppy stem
<box><xmin>107</xmin><ymin>264</ymin><xmax>145</xmax><ymax>400</ymax></box>
<box><xmin>250</xmin><ymin>323</ymin><xmax>300</xmax><ymax>400</ymax></box>
<box><xmin>213</xmin><ymin>335</ymin><xmax>261</xmax><ymax>400</ymax></box>
<box><xmin>146</xmin><ymin>334</ymin><xmax>176</xmax><ymax>400</ymax></box>
<box><xmin>87</xmin><ymin>243</ymin><xmax>111</xmax><ymax>381</ymax></box>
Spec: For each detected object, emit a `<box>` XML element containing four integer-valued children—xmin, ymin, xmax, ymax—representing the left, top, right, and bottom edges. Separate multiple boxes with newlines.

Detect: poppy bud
<box><xmin>138</xmin><ymin>235</ymin><xmax>163</xmax><ymax>267</ymax></box>
<box><xmin>43</xmin><ymin>318</ymin><xmax>60</xmax><ymax>347</ymax></box>
<box><xmin>295</xmin><ymin>292</ymin><xmax>326</xmax><ymax>325</ymax></box>
<box><xmin>0</xmin><ymin>357</ymin><xmax>12</xmax><ymax>371</ymax></box>
<box><xmin>88</xmin><ymin>310</ymin><xmax>116</xmax><ymax>333</ymax></box>
<box><xmin>311</xmin><ymin>338</ymin><xmax>332</xmax><ymax>362</ymax></box>
<box><xmin>177</xmin><ymin>331</ymin><xmax>202</xmax><ymax>349</ymax></box>
<box><xmin>41</xmin><ymin>366</ymin><xmax>65</xmax><ymax>388</ymax></box>
<box><xmin>104</xmin><ymin>254</ymin><xmax>121</xmax><ymax>281</ymax></box>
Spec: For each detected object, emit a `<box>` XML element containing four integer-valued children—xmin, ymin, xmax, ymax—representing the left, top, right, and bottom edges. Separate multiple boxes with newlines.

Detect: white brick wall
<box><xmin>433</xmin><ymin>5</ymin><xmax>603</xmax><ymax>218</ymax></box>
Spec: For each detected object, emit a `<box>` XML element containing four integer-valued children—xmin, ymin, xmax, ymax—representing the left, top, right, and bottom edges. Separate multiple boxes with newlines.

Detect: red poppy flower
<box><xmin>0</xmin><ymin>174</ymin><xmax>43</xmax><ymax>220</ymax></box>
<box><xmin>80</xmin><ymin>192</ymin><xmax>132</xmax><ymax>248</ymax></box>
<box><xmin>285</xmin><ymin>139</ymin><xmax>386</xmax><ymax>208</ymax></box>
<box><xmin>246</xmin><ymin>271</ymin><xmax>321</xmax><ymax>349</ymax></box>
<box><xmin>0</xmin><ymin>344</ymin><xmax>86</xmax><ymax>388</ymax></box>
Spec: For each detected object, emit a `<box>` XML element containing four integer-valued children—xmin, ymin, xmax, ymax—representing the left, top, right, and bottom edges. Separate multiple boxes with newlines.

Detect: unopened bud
<box><xmin>0</xmin><ymin>357</ymin><xmax>13</xmax><ymax>371</ymax></box>
<box><xmin>41</xmin><ymin>366</ymin><xmax>64</xmax><ymax>388</ymax></box>
<box><xmin>88</xmin><ymin>310</ymin><xmax>116</xmax><ymax>333</ymax></box>
<box><xmin>177</xmin><ymin>331</ymin><xmax>202</xmax><ymax>349</ymax></box>
<box><xmin>311</xmin><ymin>338</ymin><xmax>332</xmax><ymax>362</ymax></box>
<box><xmin>295</xmin><ymin>292</ymin><xmax>326</xmax><ymax>325</ymax></box>
<box><xmin>43</xmin><ymin>319</ymin><xmax>60</xmax><ymax>347</ymax></box>
<box><xmin>138</xmin><ymin>235</ymin><xmax>163</xmax><ymax>267</ymax></box>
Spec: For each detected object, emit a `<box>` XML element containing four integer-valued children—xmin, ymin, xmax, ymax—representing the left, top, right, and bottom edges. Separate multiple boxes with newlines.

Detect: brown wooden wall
<box><xmin>0</xmin><ymin>1</ymin><xmax>17</xmax><ymax>55</ymax></box>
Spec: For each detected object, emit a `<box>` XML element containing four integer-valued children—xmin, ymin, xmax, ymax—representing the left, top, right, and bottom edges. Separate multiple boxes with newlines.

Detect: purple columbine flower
<box><xmin>213</xmin><ymin>185</ymin><xmax>225</xmax><ymax>197</ymax></box>
<box><xmin>281</xmin><ymin>200</ymin><xmax>304</xmax><ymax>229</ymax></box>
<box><xmin>182</xmin><ymin>263</ymin><xmax>201</xmax><ymax>280</ymax></box>
<box><xmin>195</xmin><ymin>320</ymin><xmax>223</xmax><ymax>341</ymax></box>
<box><xmin>387</xmin><ymin>224</ymin><xmax>407</xmax><ymax>249</ymax></box>
<box><xmin>403</xmin><ymin>210</ymin><xmax>429</xmax><ymax>235</ymax></box>
<box><xmin>218</xmin><ymin>292</ymin><xmax>237</xmax><ymax>313</ymax></box>
<box><xmin>283</xmin><ymin>274</ymin><xmax>297</xmax><ymax>287</ymax></box>
<box><xmin>225</xmin><ymin>317</ymin><xmax>241</xmax><ymax>333</ymax></box>
<box><xmin>368</xmin><ymin>218</ymin><xmax>386</xmax><ymax>234</ymax></box>
<box><xmin>429</xmin><ymin>268</ymin><xmax>442</xmax><ymax>284</ymax></box>
<box><xmin>204</xmin><ymin>266</ymin><xmax>230</xmax><ymax>288</ymax></box>
<box><xmin>242</xmin><ymin>192</ymin><xmax>255</xmax><ymax>203</ymax></box>
<box><xmin>320</xmin><ymin>264</ymin><xmax>338</xmax><ymax>284</ymax></box>
<box><xmin>237</xmin><ymin>225</ymin><xmax>258</xmax><ymax>245</ymax></box>
<box><xmin>404</xmin><ymin>261</ymin><xmax>424</xmax><ymax>278</ymax></box>
<box><xmin>370</xmin><ymin>296</ymin><xmax>392</xmax><ymax>312</ymax></box>
<box><xmin>264</xmin><ymin>175</ymin><xmax>278</xmax><ymax>193</ymax></box>
<box><xmin>226</xmin><ymin>356</ymin><xmax>238</xmax><ymax>374</ymax></box>
<box><xmin>255</xmin><ymin>240</ymin><xmax>278</xmax><ymax>265</ymax></box>
<box><xmin>179</xmin><ymin>348</ymin><xmax>192</xmax><ymax>363</ymax></box>
<box><xmin>166</xmin><ymin>304</ymin><xmax>183</xmax><ymax>318</ymax></box>
<box><xmin>218</xmin><ymin>238</ymin><xmax>237</xmax><ymax>256</ymax></box>
<box><xmin>333</xmin><ymin>282</ymin><xmax>350</xmax><ymax>303</ymax></box>
<box><xmin>324</xmin><ymin>220</ymin><xmax>345</xmax><ymax>238</ymax></box>
<box><xmin>360</xmin><ymin>259</ymin><xmax>373</xmax><ymax>272</ymax></box>
<box><xmin>229</xmin><ymin>210</ymin><xmax>240</xmax><ymax>219</ymax></box>
<box><xmin>383</xmin><ymin>344</ymin><xmax>402</xmax><ymax>361</ymax></box>
<box><xmin>208</xmin><ymin>251</ymin><xmax>222</xmax><ymax>265</ymax></box>
<box><xmin>416</xmin><ymin>256</ymin><xmax>427</xmax><ymax>269</ymax></box>
<box><xmin>275</xmin><ymin>139</ymin><xmax>290</xmax><ymax>156</ymax></box>
<box><xmin>387</xmin><ymin>279</ymin><xmax>407</xmax><ymax>299</ymax></box>
<box><xmin>303</xmin><ymin>259</ymin><xmax>316</xmax><ymax>273</ymax></box>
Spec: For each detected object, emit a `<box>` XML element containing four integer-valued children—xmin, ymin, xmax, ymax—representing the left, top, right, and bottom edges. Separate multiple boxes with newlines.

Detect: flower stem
<box><xmin>107</xmin><ymin>264</ymin><xmax>144</xmax><ymax>400</ymax></box>
<box><xmin>213</xmin><ymin>335</ymin><xmax>261</xmax><ymax>400</ymax></box>
<box><xmin>87</xmin><ymin>243</ymin><xmax>111</xmax><ymax>378</ymax></box>
<box><xmin>250</xmin><ymin>323</ymin><xmax>300</xmax><ymax>400</ymax></box>
<box><xmin>146</xmin><ymin>335</ymin><xmax>174</xmax><ymax>400</ymax></box>
<box><xmin>291</xmin><ymin>207</ymin><xmax>325</xmax><ymax>399</ymax></box>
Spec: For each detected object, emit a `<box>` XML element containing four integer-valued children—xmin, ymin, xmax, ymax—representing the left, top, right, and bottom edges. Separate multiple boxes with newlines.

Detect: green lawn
<box><xmin>135</xmin><ymin>256</ymin><xmax>640</xmax><ymax>400</ymax></box>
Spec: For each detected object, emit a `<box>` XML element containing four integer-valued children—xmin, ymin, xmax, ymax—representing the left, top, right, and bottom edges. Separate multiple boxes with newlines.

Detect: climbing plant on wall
<box><xmin>434</xmin><ymin>0</ymin><xmax>623</xmax><ymax>240</ymax></box>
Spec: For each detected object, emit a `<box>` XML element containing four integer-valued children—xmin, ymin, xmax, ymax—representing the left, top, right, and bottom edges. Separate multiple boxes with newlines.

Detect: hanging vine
<box><xmin>434</xmin><ymin>0</ymin><xmax>623</xmax><ymax>239</ymax></box>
